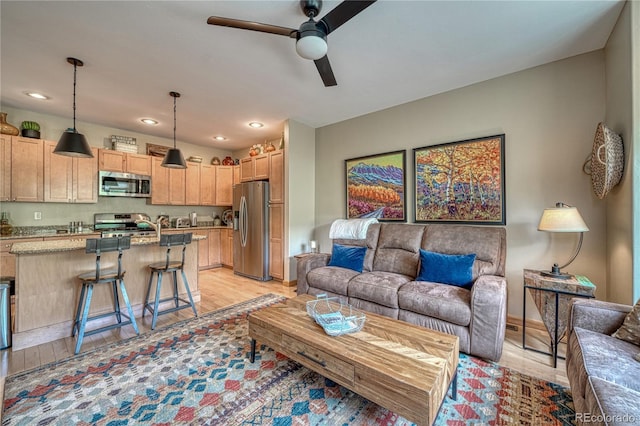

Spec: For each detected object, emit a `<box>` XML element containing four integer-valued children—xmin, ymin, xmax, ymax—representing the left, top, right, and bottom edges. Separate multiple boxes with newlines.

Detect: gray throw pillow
<box><xmin>613</xmin><ymin>298</ymin><xmax>640</xmax><ymax>346</ymax></box>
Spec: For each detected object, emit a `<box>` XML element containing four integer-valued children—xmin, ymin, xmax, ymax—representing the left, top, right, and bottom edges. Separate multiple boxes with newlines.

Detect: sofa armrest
<box><xmin>296</xmin><ymin>253</ymin><xmax>331</xmax><ymax>294</ymax></box>
<box><xmin>469</xmin><ymin>275</ymin><xmax>507</xmax><ymax>362</ymax></box>
<box><xmin>567</xmin><ymin>298</ymin><xmax>631</xmax><ymax>337</ymax></box>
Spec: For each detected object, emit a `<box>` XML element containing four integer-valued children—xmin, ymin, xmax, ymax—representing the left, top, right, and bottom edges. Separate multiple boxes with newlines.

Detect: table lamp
<box><xmin>537</xmin><ymin>202</ymin><xmax>589</xmax><ymax>279</ymax></box>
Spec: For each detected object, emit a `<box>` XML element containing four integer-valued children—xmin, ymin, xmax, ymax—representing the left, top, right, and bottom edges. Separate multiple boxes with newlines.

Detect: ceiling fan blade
<box><xmin>319</xmin><ymin>0</ymin><xmax>376</xmax><ymax>35</ymax></box>
<box><xmin>207</xmin><ymin>16</ymin><xmax>297</xmax><ymax>38</ymax></box>
<box><xmin>314</xmin><ymin>55</ymin><xmax>337</xmax><ymax>87</ymax></box>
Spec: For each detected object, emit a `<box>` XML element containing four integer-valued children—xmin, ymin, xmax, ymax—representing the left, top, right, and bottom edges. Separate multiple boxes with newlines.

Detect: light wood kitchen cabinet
<box><xmin>1</xmin><ymin>135</ymin><xmax>12</xmax><ymax>202</ymax></box>
<box><xmin>125</xmin><ymin>153</ymin><xmax>152</xmax><ymax>175</ymax></box>
<box><xmin>99</xmin><ymin>150</ymin><xmax>151</xmax><ymax>175</ymax></box>
<box><xmin>170</xmin><ymin>167</ymin><xmax>186</xmax><ymax>205</ymax></box>
<box><xmin>10</xmin><ymin>136</ymin><xmax>44</xmax><ymax>202</ymax></box>
<box><xmin>233</xmin><ymin>165</ymin><xmax>240</xmax><ymax>186</ymax></box>
<box><xmin>185</xmin><ymin>161</ymin><xmax>201</xmax><ymax>205</ymax></box>
<box><xmin>192</xmin><ymin>228</ymin><xmax>221</xmax><ymax>270</ymax></box>
<box><xmin>44</xmin><ymin>141</ymin><xmax>97</xmax><ymax>203</ymax></box>
<box><xmin>1</xmin><ymin>238</ymin><xmax>41</xmax><ymax>278</ymax></box>
<box><xmin>150</xmin><ymin>157</ymin><xmax>169</xmax><ymax>204</ymax></box>
<box><xmin>150</xmin><ymin>157</ymin><xmax>185</xmax><ymax>205</ymax></box>
<box><xmin>99</xmin><ymin>149</ymin><xmax>125</xmax><ymax>172</ymax></box>
<box><xmin>269</xmin><ymin>151</ymin><xmax>284</xmax><ymax>203</ymax></box>
<box><xmin>215</xmin><ymin>166</ymin><xmax>233</xmax><ymax>206</ymax></box>
<box><xmin>200</xmin><ymin>164</ymin><xmax>216</xmax><ymax>206</ymax></box>
<box><xmin>269</xmin><ymin>202</ymin><xmax>284</xmax><ymax>280</ymax></box>
<box><xmin>220</xmin><ymin>228</ymin><xmax>233</xmax><ymax>267</ymax></box>
<box><xmin>240</xmin><ymin>154</ymin><xmax>269</xmax><ymax>182</ymax></box>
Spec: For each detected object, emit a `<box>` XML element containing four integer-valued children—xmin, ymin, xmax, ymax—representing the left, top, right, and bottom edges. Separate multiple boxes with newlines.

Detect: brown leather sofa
<box><xmin>297</xmin><ymin>223</ymin><xmax>507</xmax><ymax>361</ymax></box>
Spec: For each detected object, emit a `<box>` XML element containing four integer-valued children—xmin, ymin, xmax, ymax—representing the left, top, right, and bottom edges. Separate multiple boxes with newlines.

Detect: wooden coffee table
<box><xmin>248</xmin><ymin>295</ymin><xmax>459</xmax><ymax>426</ymax></box>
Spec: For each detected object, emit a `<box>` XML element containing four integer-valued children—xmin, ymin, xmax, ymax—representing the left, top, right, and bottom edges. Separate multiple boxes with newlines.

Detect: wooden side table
<box><xmin>522</xmin><ymin>269</ymin><xmax>596</xmax><ymax>367</ymax></box>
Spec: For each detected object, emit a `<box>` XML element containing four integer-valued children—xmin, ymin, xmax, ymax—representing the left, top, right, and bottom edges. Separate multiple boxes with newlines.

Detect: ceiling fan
<box><xmin>207</xmin><ymin>0</ymin><xmax>377</xmax><ymax>87</ymax></box>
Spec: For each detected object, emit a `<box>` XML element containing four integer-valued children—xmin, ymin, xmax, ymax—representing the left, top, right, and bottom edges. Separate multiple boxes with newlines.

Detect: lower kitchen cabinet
<box><xmin>190</xmin><ymin>228</ymin><xmax>222</xmax><ymax>270</ymax></box>
<box><xmin>1</xmin><ymin>238</ymin><xmax>41</xmax><ymax>278</ymax></box>
<box><xmin>221</xmin><ymin>228</ymin><xmax>233</xmax><ymax>267</ymax></box>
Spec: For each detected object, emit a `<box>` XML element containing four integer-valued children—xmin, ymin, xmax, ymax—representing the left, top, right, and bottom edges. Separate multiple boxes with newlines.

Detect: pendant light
<box><xmin>161</xmin><ymin>91</ymin><xmax>186</xmax><ymax>169</ymax></box>
<box><xmin>54</xmin><ymin>57</ymin><xmax>94</xmax><ymax>158</ymax></box>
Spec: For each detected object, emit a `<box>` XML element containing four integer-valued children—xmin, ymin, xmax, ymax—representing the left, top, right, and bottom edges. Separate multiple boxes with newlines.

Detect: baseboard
<box><xmin>282</xmin><ymin>279</ymin><xmax>297</xmax><ymax>288</ymax></box>
<box><xmin>506</xmin><ymin>314</ymin><xmax>547</xmax><ymax>332</ymax></box>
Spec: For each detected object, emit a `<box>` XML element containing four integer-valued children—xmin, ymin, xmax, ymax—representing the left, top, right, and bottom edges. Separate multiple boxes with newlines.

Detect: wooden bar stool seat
<box><xmin>72</xmin><ymin>236</ymin><xmax>139</xmax><ymax>354</ymax></box>
<box><xmin>143</xmin><ymin>233</ymin><xmax>198</xmax><ymax>330</ymax></box>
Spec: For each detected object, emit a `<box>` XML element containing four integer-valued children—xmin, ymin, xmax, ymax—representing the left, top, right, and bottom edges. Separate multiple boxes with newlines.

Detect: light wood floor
<box><xmin>0</xmin><ymin>267</ymin><xmax>569</xmax><ymax>388</ymax></box>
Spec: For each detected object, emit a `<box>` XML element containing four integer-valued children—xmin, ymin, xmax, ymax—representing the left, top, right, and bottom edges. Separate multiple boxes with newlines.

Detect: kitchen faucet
<box><xmin>135</xmin><ymin>217</ymin><xmax>162</xmax><ymax>239</ymax></box>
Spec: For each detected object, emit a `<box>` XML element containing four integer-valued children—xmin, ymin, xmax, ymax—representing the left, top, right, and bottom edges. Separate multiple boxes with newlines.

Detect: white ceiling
<box><xmin>1</xmin><ymin>1</ymin><xmax>624</xmax><ymax>151</ymax></box>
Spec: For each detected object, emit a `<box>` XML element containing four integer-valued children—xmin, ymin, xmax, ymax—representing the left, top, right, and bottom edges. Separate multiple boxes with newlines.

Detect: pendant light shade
<box><xmin>54</xmin><ymin>57</ymin><xmax>94</xmax><ymax>158</ymax></box>
<box><xmin>161</xmin><ymin>91</ymin><xmax>187</xmax><ymax>169</ymax></box>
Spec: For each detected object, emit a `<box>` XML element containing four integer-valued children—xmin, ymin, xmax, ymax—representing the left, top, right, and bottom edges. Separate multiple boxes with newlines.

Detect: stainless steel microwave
<box><xmin>98</xmin><ymin>171</ymin><xmax>151</xmax><ymax>198</ymax></box>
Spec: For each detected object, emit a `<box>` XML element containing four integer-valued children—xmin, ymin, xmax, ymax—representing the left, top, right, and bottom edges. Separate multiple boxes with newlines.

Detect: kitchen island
<box><xmin>10</xmin><ymin>235</ymin><xmax>204</xmax><ymax>350</ymax></box>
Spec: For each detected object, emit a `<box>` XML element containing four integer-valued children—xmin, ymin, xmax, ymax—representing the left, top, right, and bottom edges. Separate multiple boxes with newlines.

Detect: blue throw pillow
<box><xmin>328</xmin><ymin>244</ymin><xmax>367</xmax><ymax>273</ymax></box>
<box><xmin>417</xmin><ymin>249</ymin><xmax>476</xmax><ymax>288</ymax></box>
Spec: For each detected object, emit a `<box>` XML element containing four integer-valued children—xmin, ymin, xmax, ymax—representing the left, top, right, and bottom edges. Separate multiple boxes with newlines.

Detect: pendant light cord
<box><xmin>173</xmin><ymin>94</ymin><xmax>177</xmax><ymax>149</ymax></box>
<box><xmin>72</xmin><ymin>61</ymin><xmax>78</xmax><ymax>132</ymax></box>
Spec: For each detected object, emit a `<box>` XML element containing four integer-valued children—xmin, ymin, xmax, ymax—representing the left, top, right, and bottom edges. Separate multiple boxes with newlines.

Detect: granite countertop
<box><xmin>1</xmin><ymin>225</ymin><xmax>233</xmax><ymax>241</ymax></box>
<box><xmin>10</xmin><ymin>234</ymin><xmax>207</xmax><ymax>255</ymax></box>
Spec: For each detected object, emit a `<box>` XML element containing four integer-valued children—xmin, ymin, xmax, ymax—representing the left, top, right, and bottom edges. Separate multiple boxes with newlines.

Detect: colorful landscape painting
<box><xmin>345</xmin><ymin>150</ymin><xmax>406</xmax><ymax>221</ymax></box>
<box><xmin>414</xmin><ymin>135</ymin><xmax>506</xmax><ymax>225</ymax></box>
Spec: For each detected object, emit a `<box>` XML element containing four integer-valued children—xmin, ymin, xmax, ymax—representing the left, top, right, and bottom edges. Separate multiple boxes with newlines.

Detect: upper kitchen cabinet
<box><xmin>269</xmin><ymin>151</ymin><xmax>284</xmax><ymax>203</ymax></box>
<box><xmin>233</xmin><ymin>165</ymin><xmax>240</xmax><ymax>186</ymax></box>
<box><xmin>98</xmin><ymin>149</ymin><xmax>151</xmax><ymax>175</ymax></box>
<box><xmin>0</xmin><ymin>135</ymin><xmax>11</xmax><ymax>201</ymax></box>
<box><xmin>44</xmin><ymin>141</ymin><xmax>97</xmax><ymax>203</ymax></box>
<box><xmin>185</xmin><ymin>161</ymin><xmax>201</xmax><ymax>205</ymax></box>
<box><xmin>10</xmin><ymin>136</ymin><xmax>44</xmax><ymax>202</ymax></box>
<box><xmin>215</xmin><ymin>166</ymin><xmax>233</xmax><ymax>206</ymax></box>
<box><xmin>240</xmin><ymin>153</ymin><xmax>269</xmax><ymax>182</ymax></box>
<box><xmin>150</xmin><ymin>156</ymin><xmax>185</xmax><ymax>205</ymax></box>
<box><xmin>200</xmin><ymin>163</ymin><xmax>216</xmax><ymax>206</ymax></box>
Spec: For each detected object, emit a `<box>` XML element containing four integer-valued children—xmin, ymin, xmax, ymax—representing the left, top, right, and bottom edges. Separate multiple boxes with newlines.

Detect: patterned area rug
<box><xmin>2</xmin><ymin>294</ymin><xmax>575</xmax><ymax>425</ymax></box>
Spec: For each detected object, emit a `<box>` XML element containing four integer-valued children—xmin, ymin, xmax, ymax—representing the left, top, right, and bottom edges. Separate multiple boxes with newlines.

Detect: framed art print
<box><xmin>413</xmin><ymin>134</ymin><xmax>506</xmax><ymax>225</ymax></box>
<box><xmin>345</xmin><ymin>150</ymin><xmax>406</xmax><ymax>221</ymax></box>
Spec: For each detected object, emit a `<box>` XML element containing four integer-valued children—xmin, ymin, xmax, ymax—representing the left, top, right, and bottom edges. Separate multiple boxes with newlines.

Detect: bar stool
<box><xmin>73</xmin><ymin>236</ymin><xmax>139</xmax><ymax>354</ymax></box>
<box><xmin>143</xmin><ymin>233</ymin><xmax>198</xmax><ymax>329</ymax></box>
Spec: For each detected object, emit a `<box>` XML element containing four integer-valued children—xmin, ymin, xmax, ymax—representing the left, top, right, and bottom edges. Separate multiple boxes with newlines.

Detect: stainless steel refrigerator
<box><xmin>233</xmin><ymin>181</ymin><xmax>271</xmax><ymax>281</ymax></box>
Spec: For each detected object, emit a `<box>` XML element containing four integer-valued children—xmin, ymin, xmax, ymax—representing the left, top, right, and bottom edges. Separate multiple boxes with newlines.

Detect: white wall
<box><xmin>285</xmin><ymin>119</ymin><xmax>316</xmax><ymax>281</ymax></box>
<box><xmin>604</xmin><ymin>1</ymin><xmax>637</xmax><ymax>304</ymax></box>
<box><xmin>1</xmin><ymin>106</ymin><xmax>233</xmax><ymax>226</ymax></box>
<box><xmin>315</xmin><ymin>51</ymin><xmax>608</xmax><ymax>320</ymax></box>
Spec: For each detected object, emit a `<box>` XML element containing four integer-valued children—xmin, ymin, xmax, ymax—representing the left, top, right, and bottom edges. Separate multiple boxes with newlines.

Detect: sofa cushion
<box><xmin>328</xmin><ymin>244</ymin><xmax>367</xmax><ymax>272</ymax></box>
<box><xmin>306</xmin><ymin>266</ymin><xmax>359</xmax><ymax>297</ymax></box>
<box><xmin>613</xmin><ymin>297</ymin><xmax>640</xmax><ymax>346</ymax></box>
<box><xmin>347</xmin><ymin>271</ymin><xmax>411</xmax><ymax>308</ymax></box>
<box><xmin>585</xmin><ymin>377</ymin><xmax>640</xmax><ymax>426</ymax></box>
<box><xmin>569</xmin><ymin>327</ymin><xmax>640</xmax><ymax>394</ymax></box>
<box><xmin>421</xmin><ymin>224</ymin><xmax>506</xmax><ymax>279</ymax></box>
<box><xmin>372</xmin><ymin>223</ymin><xmax>424</xmax><ymax>277</ymax></box>
<box><xmin>417</xmin><ymin>249</ymin><xmax>476</xmax><ymax>288</ymax></box>
<box><xmin>398</xmin><ymin>281</ymin><xmax>472</xmax><ymax>326</ymax></box>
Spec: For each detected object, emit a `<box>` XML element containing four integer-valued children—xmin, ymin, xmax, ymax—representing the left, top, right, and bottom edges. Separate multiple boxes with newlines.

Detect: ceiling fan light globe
<box><xmin>296</xmin><ymin>35</ymin><xmax>327</xmax><ymax>60</ymax></box>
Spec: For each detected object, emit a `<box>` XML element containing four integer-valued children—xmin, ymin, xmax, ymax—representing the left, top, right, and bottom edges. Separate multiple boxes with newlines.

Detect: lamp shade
<box><xmin>538</xmin><ymin>205</ymin><xmax>589</xmax><ymax>233</ymax></box>
<box><xmin>161</xmin><ymin>148</ymin><xmax>186</xmax><ymax>169</ymax></box>
<box><xmin>54</xmin><ymin>130</ymin><xmax>94</xmax><ymax>158</ymax></box>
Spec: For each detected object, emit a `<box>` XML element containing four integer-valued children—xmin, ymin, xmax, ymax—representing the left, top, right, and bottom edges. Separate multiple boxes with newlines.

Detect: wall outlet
<box><xmin>34</xmin><ymin>211</ymin><xmax>42</xmax><ymax>220</ymax></box>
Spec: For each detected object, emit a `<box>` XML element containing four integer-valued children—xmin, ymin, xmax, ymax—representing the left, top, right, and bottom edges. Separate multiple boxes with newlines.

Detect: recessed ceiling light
<box><xmin>25</xmin><ymin>92</ymin><xmax>49</xmax><ymax>100</ymax></box>
<box><xmin>141</xmin><ymin>118</ymin><xmax>158</xmax><ymax>125</ymax></box>
<box><xmin>213</xmin><ymin>136</ymin><xmax>226</xmax><ymax>141</ymax></box>
<box><xmin>248</xmin><ymin>122</ymin><xmax>264</xmax><ymax>128</ymax></box>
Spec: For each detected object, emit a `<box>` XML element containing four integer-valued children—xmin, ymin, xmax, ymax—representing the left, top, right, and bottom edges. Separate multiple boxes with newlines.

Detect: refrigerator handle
<box><xmin>240</xmin><ymin>195</ymin><xmax>248</xmax><ymax>247</ymax></box>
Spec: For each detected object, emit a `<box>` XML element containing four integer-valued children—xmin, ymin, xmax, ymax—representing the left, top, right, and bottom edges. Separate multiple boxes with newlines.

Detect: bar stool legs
<box><xmin>143</xmin><ymin>269</ymin><xmax>197</xmax><ymax>330</ymax></box>
<box><xmin>72</xmin><ymin>278</ymin><xmax>139</xmax><ymax>355</ymax></box>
